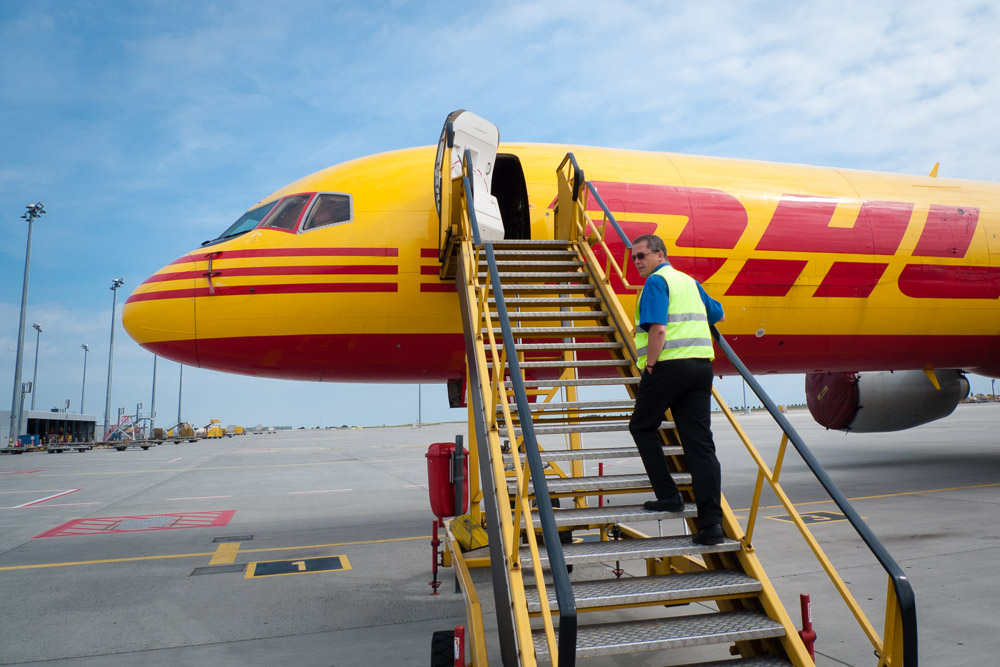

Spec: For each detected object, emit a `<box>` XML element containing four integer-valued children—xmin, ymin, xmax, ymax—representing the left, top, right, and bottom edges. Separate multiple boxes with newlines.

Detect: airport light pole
<box><xmin>80</xmin><ymin>344</ymin><xmax>89</xmax><ymax>414</ymax></box>
<box><xmin>149</xmin><ymin>355</ymin><xmax>157</xmax><ymax>438</ymax></box>
<box><xmin>103</xmin><ymin>278</ymin><xmax>125</xmax><ymax>438</ymax></box>
<box><xmin>30</xmin><ymin>323</ymin><xmax>43</xmax><ymax>410</ymax></box>
<box><xmin>7</xmin><ymin>202</ymin><xmax>45</xmax><ymax>446</ymax></box>
<box><xmin>177</xmin><ymin>364</ymin><xmax>183</xmax><ymax>426</ymax></box>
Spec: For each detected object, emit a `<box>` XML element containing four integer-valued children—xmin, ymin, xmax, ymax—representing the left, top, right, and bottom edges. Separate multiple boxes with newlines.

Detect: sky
<box><xmin>2</xmin><ymin>1</ymin><xmax>999</xmax><ymax>430</ymax></box>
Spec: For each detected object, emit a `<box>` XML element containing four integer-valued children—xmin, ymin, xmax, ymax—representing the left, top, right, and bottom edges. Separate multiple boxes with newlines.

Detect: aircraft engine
<box><xmin>805</xmin><ymin>369</ymin><xmax>970</xmax><ymax>433</ymax></box>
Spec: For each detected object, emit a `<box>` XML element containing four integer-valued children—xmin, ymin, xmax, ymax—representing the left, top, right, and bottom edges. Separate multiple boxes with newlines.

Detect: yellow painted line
<box><xmin>209</xmin><ymin>542</ymin><xmax>240</xmax><ymax>565</ymax></box>
<box><xmin>0</xmin><ymin>551</ymin><xmax>216</xmax><ymax>571</ymax></box>
<box><xmin>0</xmin><ymin>535</ymin><xmax>429</xmax><ymax>572</ymax></box>
<box><xmin>735</xmin><ymin>481</ymin><xmax>1000</xmax><ymax>513</ymax></box>
<box><xmin>238</xmin><ymin>535</ymin><xmax>427</xmax><ymax>555</ymax></box>
<box><xmin>32</xmin><ymin>459</ymin><xmax>423</xmax><ymax>477</ymax></box>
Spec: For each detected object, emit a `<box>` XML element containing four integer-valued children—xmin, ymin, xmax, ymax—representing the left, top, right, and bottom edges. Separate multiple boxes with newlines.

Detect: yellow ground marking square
<box><xmin>245</xmin><ymin>555</ymin><xmax>352</xmax><ymax>579</ymax></box>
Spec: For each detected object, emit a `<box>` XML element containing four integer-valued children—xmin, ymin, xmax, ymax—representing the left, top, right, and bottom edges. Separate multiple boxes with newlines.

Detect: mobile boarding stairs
<box><xmin>434</xmin><ymin>111</ymin><xmax>916</xmax><ymax>667</ymax></box>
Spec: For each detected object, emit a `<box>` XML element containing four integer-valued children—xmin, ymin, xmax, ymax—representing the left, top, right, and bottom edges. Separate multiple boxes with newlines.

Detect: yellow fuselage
<box><xmin>123</xmin><ymin>144</ymin><xmax>1000</xmax><ymax>381</ymax></box>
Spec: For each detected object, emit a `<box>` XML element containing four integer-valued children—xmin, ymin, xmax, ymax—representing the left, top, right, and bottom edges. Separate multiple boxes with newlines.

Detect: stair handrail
<box><xmin>462</xmin><ymin>148</ymin><xmax>484</xmax><ymax>248</ymax></box>
<box><xmin>484</xmin><ymin>244</ymin><xmax>578</xmax><ymax>666</ymax></box>
<box><xmin>556</xmin><ymin>153</ymin><xmax>636</xmax><ymax>289</ymax></box>
<box><xmin>457</xmin><ymin>146</ymin><xmax>578</xmax><ymax>665</ymax></box>
<box><xmin>711</xmin><ymin>325</ymin><xmax>917</xmax><ymax>667</ymax></box>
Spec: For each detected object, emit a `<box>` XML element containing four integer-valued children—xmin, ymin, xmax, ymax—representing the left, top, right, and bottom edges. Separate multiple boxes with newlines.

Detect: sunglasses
<box><xmin>632</xmin><ymin>251</ymin><xmax>661</xmax><ymax>261</ymax></box>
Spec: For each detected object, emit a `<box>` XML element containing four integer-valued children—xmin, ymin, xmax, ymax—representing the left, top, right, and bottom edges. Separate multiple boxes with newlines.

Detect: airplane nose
<box><xmin>123</xmin><ymin>253</ymin><xmax>199</xmax><ymax>366</ymax></box>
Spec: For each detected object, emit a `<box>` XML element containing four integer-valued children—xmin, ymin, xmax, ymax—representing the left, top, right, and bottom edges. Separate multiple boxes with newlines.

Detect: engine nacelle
<box><xmin>805</xmin><ymin>370</ymin><xmax>970</xmax><ymax>433</ymax></box>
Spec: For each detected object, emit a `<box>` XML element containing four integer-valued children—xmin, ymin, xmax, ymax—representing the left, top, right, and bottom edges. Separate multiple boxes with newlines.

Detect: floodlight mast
<box><xmin>103</xmin><ymin>278</ymin><xmax>125</xmax><ymax>438</ymax></box>
<box><xmin>7</xmin><ymin>203</ymin><xmax>45</xmax><ymax>447</ymax></box>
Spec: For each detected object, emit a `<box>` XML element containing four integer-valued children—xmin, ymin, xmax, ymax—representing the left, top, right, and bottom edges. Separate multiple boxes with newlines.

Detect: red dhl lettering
<box><xmin>572</xmin><ymin>182</ymin><xmax>992</xmax><ymax>300</ymax></box>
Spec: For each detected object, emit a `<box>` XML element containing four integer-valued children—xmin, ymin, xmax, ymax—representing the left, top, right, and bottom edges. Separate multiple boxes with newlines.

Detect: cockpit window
<box><xmin>203</xmin><ymin>201</ymin><xmax>278</xmax><ymax>246</ymax></box>
<box><xmin>301</xmin><ymin>193</ymin><xmax>352</xmax><ymax>231</ymax></box>
<box><xmin>261</xmin><ymin>194</ymin><xmax>313</xmax><ymax>231</ymax></box>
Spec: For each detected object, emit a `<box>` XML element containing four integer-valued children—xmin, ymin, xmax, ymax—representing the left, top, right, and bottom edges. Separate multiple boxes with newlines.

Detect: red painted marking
<box><xmin>141</xmin><ymin>329</ymin><xmax>1000</xmax><ymax>381</ymax></box>
<box><xmin>170</xmin><ymin>247</ymin><xmax>399</xmax><ymax>265</ymax></box>
<box><xmin>912</xmin><ymin>205</ymin><xmax>980</xmax><ymax>257</ymax></box>
<box><xmin>898</xmin><ymin>264</ymin><xmax>1000</xmax><ymax>299</ymax></box>
<box><xmin>669</xmin><ymin>257</ymin><xmax>728</xmax><ymax>284</ymax></box>
<box><xmin>725</xmin><ymin>259</ymin><xmax>808</xmax><ymax>296</ymax></box>
<box><xmin>420</xmin><ymin>283</ymin><xmax>456</xmax><ymax>292</ymax></box>
<box><xmin>14</xmin><ymin>489</ymin><xmax>80</xmax><ymax>508</ymax></box>
<box><xmin>588</xmin><ymin>181</ymin><xmax>749</xmax><ymax>250</ymax></box>
<box><xmin>712</xmin><ymin>333</ymin><xmax>1000</xmax><ymax>377</ymax></box>
<box><xmin>128</xmin><ymin>282</ymin><xmax>397</xmax><ymax>303</ymax></box>
<box><xmin>34</xmin><ymin>510</ymin><xmax>236</xmax><ymax>538</ymax></box>
<box><xmin>421</xmin><ymin>248</ymin><xmax>439</xmax><ymax>258</ymax></box>
<box><xmin>813</xmin><ymin>262</ymin><xmax>888</xmax><ymax>298</ymax></box>
<box><xmin>142</xmin><ymin>264</ymin><xmax>398</xmax><ymax>287</ymax></box>
<box><xmin>756</xmin><ymin>197</ymin><xmax>911</xmax><ymax>255</ymax></box>
<box><xmin>420</xmin><ymin>265</ymin><xmax>440</xmax><ymax>275</ymax></box>
<box><xmin>0</xmin><ymin>470</ymin><xmax>42</xmax><ymax>475</ymax></box>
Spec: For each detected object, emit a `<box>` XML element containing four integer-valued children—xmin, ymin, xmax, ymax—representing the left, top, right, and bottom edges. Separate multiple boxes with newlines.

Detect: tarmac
<box><xmin>1</xmin><ymin>403</ymin><xmax>999</xmax><ymax>666</ymax></box>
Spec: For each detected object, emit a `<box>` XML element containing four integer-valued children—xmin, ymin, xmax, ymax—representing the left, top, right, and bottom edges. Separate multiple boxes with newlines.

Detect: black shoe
<box><xmin>692</xmin><ymin>525</ymin><xmax>725</xmax><ymax>545</ymax></box>
<box><xmin>643</xmin><ymin>494</ymin><xmax>684</xmax><ymax>512</ymax></box>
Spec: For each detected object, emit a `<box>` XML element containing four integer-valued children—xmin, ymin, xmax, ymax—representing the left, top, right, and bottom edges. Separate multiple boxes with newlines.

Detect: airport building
<box><xmin>1</xmin><ymin>410</ymin><xmax>97</xmax><ymax>448</ymax></box>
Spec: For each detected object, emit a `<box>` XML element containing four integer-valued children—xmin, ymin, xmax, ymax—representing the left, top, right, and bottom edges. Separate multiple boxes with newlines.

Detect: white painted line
<box><xmin>404</xmin><ymin>484</ymin><xmax>428</xmax><ymax>489</ymax></box>
<box><xmin>29</xmin><ymin>502</ymin><xmax>103</xmax><ymax>508</ymax></box>
<box><xmin>166</xmin><ymin>495</ymin><xmax>233</xmax><ymax>501</ymax></box>
<box><xmin>0</xmin><ymin>490</ymin><xmax>65</xmax><ymax>495</ymax></box>
<box><xmin>287</xmin><ymin>489</ymin><xmax>352</xmax><ymax>495</ymax></box>
<box><xmin>13</xmin><ymin>489</ymin><xmax>81</xmax><ymax>508</ymax></box>
<box><xmin>168</xmin><ymin>457</ymin><xmax>184</xmax><ymax>463</ymax></box>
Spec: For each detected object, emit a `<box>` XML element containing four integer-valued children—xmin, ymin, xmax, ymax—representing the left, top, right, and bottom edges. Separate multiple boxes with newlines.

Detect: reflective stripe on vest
<box><xmin>634</xmin><ymin>264</ymin><xmax>714</xmax><ymax>366</ymax></box>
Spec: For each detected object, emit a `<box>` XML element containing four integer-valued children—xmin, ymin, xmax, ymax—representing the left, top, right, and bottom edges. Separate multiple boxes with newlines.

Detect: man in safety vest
<box><xmin>629</xmin><ymin>234</ymin><xmax>727</xmax><ymax>545</ymax></box>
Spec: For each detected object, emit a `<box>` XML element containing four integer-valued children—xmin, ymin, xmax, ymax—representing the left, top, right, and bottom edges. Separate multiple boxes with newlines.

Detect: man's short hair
<box><xmin>632</xmin><ymin>234</ymin><xmax>667</xmax><ymax>256</ymax></box>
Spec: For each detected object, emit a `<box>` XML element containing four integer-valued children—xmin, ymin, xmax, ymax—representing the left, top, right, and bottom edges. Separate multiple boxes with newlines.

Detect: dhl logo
<box><xmin>582</xmin><ymin>181</ymin><xmax>993</xmax><ymax>300</ymax></box>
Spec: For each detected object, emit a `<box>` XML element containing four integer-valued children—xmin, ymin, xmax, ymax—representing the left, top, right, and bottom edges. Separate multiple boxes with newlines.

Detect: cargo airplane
<box><xmin>123</xmin><ymin>111</ymin><xmax>1000</xmax><ymax>433</ymax></box>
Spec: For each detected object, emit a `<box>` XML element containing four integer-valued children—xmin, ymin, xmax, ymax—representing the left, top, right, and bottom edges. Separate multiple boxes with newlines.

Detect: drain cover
<box><xmin>114</xmin><ymin>516</ymin><xmax>177</xmax><ymax>530</ymax></box>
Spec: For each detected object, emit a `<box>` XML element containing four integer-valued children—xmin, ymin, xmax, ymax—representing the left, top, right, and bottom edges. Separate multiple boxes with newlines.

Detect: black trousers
<box><xmin>628</xmin><ymin>357</ymin><xmax>722</xmax><ymax>528</ymax></box>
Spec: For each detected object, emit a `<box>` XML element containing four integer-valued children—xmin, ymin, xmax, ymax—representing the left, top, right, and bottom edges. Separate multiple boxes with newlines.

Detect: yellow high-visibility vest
<box><xmin>634</xmin><ymin>264</ymin><xmax>714</xmax><ymax>367</ymax></box>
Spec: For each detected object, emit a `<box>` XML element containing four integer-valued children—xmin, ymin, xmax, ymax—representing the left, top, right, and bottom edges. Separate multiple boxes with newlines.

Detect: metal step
<box><xmin>480</xmin><ymin>271</ymin><xmax>588</xmax><ymax>281</ymax></box>
<box><xmin>491</xmin><ymin>249</ymin><xmax>579</xmax><ymax>258</ymax></box>
<box><xmin>490</xmin><ymin>297</ymin><xmax>602</xmax><ymax>306</ymax></box>
<box><xmin>534</xmin><ymin>502</ymin><xmax>695</xmax><ymax>528</ymax></box>
<box><xmin>487</xmin><ymin>240</ymin><xmax>572</xmax><ymax>247</ymax></box>
<box><xmin>485</xmin><ymin>325</ymin><xmax>615</xmax><ymax>337</ymax></box>
<box><xmin>505</xmin><ymin>399</ymin><xmax>635</xmax><ymax>413</ymax></box>
<box><xmin>498</xmin><ymin>342</ymin><xmax>622</xmax><ymax>352</ymax></box>
<box><xmin>506</xmin><ymin>377</ymin><xmax>639</xmax><ymax>388</ymax></box>
<box><xmin>521</xmin><ymin>534</ymin><xmax>740</xmax><ymax>568</ymax></box>
<box><xmin>482</xmin><ymin>260</ymin><xmax>584</xmax><ymax>269</ymax></box>
<box><xmin>509</xmin><ymin>472</ymin><xmax>690</xmax><ymax>496</ymax></box>
<box><xmin>492</xmin><ymin>284</ymin><xmax>596</xmax><ymax>293</ymax></box>
<box><xmin>532</xmin><ymin>610</ymin><xmax>784</xmax><ymax>661</ymax></box>
<box><xmin>496</xmin><ymin>310</ymin><xmax>609</xmax><ymax>320</ymax></box>
<box><xmin>503</xmin><ymin>445</ymin><xmax>674</xmax><ymax>464</ymax></box>
<box><xmin>500</xmin><ymin>420</ymin><xmax>637</xmax><ymax>437</ymax></box>
<box><xmin>488</xmin><ymin>359</ymin><xmax>632</xmax><ymax>370</ymax></box>
<box><xmin>524</xmin><ymin>570</ymin><xmax>762</xmax><ymax>612</ymax></box>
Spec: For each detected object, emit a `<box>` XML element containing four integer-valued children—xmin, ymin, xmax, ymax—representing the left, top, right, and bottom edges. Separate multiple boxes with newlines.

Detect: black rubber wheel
<box><xmin>116</xmin><ymin>447</ymin><xmax>126</xmax><ymax>451</ymax></box>
<box><xmin>141</xmin><ymin>446</ymin><xmax>150</xmax><ymax>450</ymax></box>
<box><xmin>430</xmin><ymin>629</ymin><xmax>454</xmax><ymax>666</ymax></box>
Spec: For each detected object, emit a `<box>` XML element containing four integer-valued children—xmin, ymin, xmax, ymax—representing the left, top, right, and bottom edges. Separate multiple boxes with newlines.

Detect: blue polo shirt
<box><xmin>638</xmin><ymin>262</ymin><xmax>725</xmax><ymax>332</ymax></box>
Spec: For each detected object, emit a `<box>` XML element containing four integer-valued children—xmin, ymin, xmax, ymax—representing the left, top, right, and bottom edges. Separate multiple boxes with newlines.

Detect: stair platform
<box><xmin>520</xmin><ymin>534</ymin><xmax>740</xmax><ymax>567</ymax></box>
<box><xmin>524</xmin><ymin>570</ymin><xmax>762</xmax><ymax>612</ymax></box>
<box><xmin>532</xmin><ymin>609</ymin><xmax>785</xmax><ymax>661</ymax></box>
